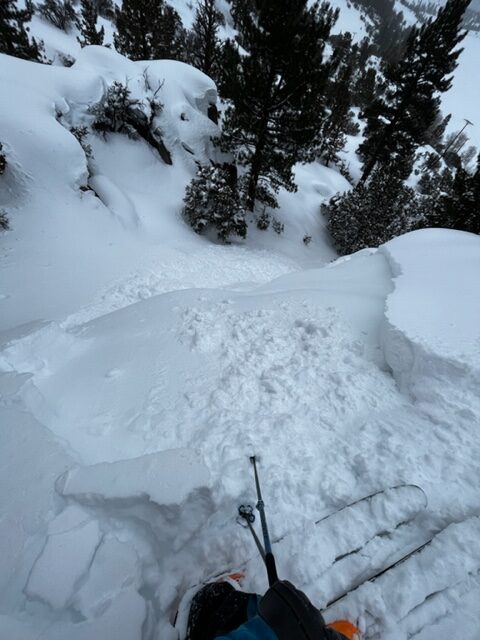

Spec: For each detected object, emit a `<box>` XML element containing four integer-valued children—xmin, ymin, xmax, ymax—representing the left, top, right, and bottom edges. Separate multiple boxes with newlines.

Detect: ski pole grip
<box><xmin>266</xmin><ymin>552</ymin><xmax>279</xmax><ymax>586</ymax></box>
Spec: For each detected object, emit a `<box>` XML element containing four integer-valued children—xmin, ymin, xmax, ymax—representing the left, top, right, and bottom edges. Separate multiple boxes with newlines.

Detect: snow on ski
<box><xmin>244</xmin><ymin>484</ymin><xmax>429</xmax><ymax>607</ymax></box>
<box><xmin>325</xmin><ymin>516</ymin><xmax>480</xmax><ymax>639</ymax></box>
<box><xmin>174</xmin><ymin>484</ymin><xmax>428</xmax><ymax>634</ymax></box>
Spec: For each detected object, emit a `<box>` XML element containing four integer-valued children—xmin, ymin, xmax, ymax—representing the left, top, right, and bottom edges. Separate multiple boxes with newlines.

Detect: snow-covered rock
<box><xmin>0</xmin><ymin>47</ymin><xmax>218</xmax><ymax>330</ymax></box>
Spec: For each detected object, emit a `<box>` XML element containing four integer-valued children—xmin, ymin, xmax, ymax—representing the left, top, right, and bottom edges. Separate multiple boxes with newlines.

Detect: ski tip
<box><xmin>327</xmin><ymin>620</ymin><xmax>361</xmax><ymax>640</ymax></box>
<box><xmin>249</xmin><ymin>455</ymin><xmax>257</xmax><ymax>464</ymax></box>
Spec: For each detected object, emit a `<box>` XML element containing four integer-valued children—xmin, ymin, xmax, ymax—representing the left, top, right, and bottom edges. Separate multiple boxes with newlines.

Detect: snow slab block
<box><xmin>3</xmin><ymin>589</ymin><xmax>146</xmax><ymax>640</ymax></box>
<box><xmin>381</xmin><ymin>229</ymin><xmax>480</xmax><ymax>370</ymax></box>
<box><xmin>60</xmin><ymin>448</ymin><xmax>210</xmax><ymax>506</ymax></box>
<box><xmin>73</xmin><ymin>536</ymin><xmax>140</xmax><ymax>618</ymax></box>
<box><xmin>25</xmin><ymin>515</ymin><xmax>102</xmax><ymax>610</ymax></box>
<box><xmin>380</xmin><ymin>229</ymin><xmax>480</xmax><ymax>427</ymax></box>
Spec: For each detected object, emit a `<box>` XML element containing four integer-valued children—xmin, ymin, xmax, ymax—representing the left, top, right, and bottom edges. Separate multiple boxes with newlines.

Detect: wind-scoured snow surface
<box><xmin>1</xmin><ymin>30</ymin><xmax>480</xmax><ymax>640</ymax></box>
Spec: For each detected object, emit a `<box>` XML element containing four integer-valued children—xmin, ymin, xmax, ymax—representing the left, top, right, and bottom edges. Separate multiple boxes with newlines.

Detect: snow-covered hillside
<box><xmin>1</xmin><ymin>2</ymin><xmax>480</xmax><ymax>639</ymax></box>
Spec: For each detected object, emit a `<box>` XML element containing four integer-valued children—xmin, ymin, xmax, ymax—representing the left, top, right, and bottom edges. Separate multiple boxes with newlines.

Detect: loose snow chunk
<box><xmin>74</xmin><ymin>537</ymin><xmax>140</xmax><ymax>618</ymax></box>
<box><xmin>61</xmin><ymin>448</ymin><xmax>209</xmax><ymax>506</ymax></box>
<box><xmin>26</xmin><ymin>518</ymin><xmax>102</xmax><ymax>610</ymax></box>
<box><xmin>44</xmin><ymin>590</ymin><xmax>145</xmax><ymax>640</ymax></box>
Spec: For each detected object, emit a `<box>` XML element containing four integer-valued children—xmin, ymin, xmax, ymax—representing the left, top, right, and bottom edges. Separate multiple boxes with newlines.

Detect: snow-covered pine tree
<box><xmin>114</xmin><ymin>0</ymin><xmax>186</xmax><ymax>61</ymax></box>
<box><xmin>0</xmin><ymin>0</ymin><xmax>42</xmax><ymax>60</ymax></box>
<box><xmin>182</xmin><ymin>165</ymin><xmax>247</xmax><ymax>242</ymax></box>
<box><xmin>0</xmin><ymin>143</ymin><xmax>6</xmax><ymax>175</ymax></box>
<box><xmin>354</xmin><ymin>67</ymin><xmax>377</xmax><ymax>109</ymax></box>
<box><xmin>0</xmin><ymin>142</ymin><xmax>9</xmax><ymax>230</ymax></box>
<box><xmin>425</xmin><ymin>112</ymin><xmax>452</xmax><ymax>152</ymax></box>
<box><xmin>95</xmin><ymin>0</ymin><xmax>115</xmax><ymax>20</ymax></box>
<box><xmin>317</xmin><ymin>63</ymin><xmax>356</xmax><ymax>167</ymax></box>
<box><xmin>187</xmin><ymin>0</ymin><xmax>225</xmax><ymax>82</ymax></box>
<box><xmin>359</xmin><ymin>0</ymin><xmax>471</xmax><ymax>184</ymax></box>
<box><xmin>90</xmin><ymin>82</ymin><xmax>141</xmax><ymax>137</ymax></box>
<box><xmin>77</xmin><ymin>0</ymin><xmax>105</xmax><ymax>47</ymax></box>
<box><xmin>325</xmin><ymin>156</ymin><xmax>423</xmax><ymax>254</ymax></box>
<box><xmin>220</xmin><ymin>0</ymin><xmax>338</xmax><ymax>213</ymax></box>
<box><xmin>329</xmin><ymin>31</ymin><xmax>354</xmax><ymax>73</ymax></box>
<box><xmin>374</xmin><ymin>6</ymin><xmax>409</xmax><ymax>63</ymax></box>
<box><xmin>90</xmin><ymin>80</ymin><xmax>172</xmax><ymax>164</ymax></box>
<box><xmin>37</xmin><ymin>0</ymin><xmax>76</xmax><ymax>31</ymax></box>
<box><xmin>0</xmin><ymin>210</ymin><xmax>8</xmax><ymax>231</ymax></box>
<box><xmin>434</xmin><ymin>155</ymin><xmax>480</xmax><ymax>234</ymax></box>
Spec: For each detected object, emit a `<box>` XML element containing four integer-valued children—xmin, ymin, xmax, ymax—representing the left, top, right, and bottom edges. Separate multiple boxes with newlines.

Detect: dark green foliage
<box><xmin>424</xmin><ymin>112</ymin><xmax>451</xmax><ymax>152</ymax></box>
<box><xmin>0</xmin><ymin>210</ymin><xmax>9</xmax><ymax>231</ymax></box>
<box><xmin>182</xmin><ymin>165</ymin><xmax>247</xmax><ymax>242</ymax></box>
<box><xmin>374</xmin><ymin>8</ymin><xmax>410</xmax><ymax>63</ymax></box>
<box><xmin>220</xmin><ymin>0</ymin><xmax>338</xmax><ymax>212</ymax></box>
<box><xmin>90</xmin><ymin>82</ymin><xmax>141</xmax><ymax>137</ymax></box>
<box><xmin>0</xmin><ymin>144</ymin><xmax>8</xmax><ymax>230</ymax></box>
<box><xmin>70</xmin><ymin>126</ymin><xmax>93</xmax><ymax>158</ymax></box>
<box><xmin>37</xmin><ymin>0</ymin><xmax>76</xmax><ymax>31</ymax></box>
<box><xmin>359</xmin><ymin>0</ymin><xmax>470</xmax><ymax>183</ymax></box>
<box><xmin>0</xmin><ymin>0</ymin><xmax>42</xmax><ymax>61</ymax></box>
<box><xmin>325</xmin><ymin>158</ymin><xmax>423</xmax><ymax>254</ymax></box>
<box><xmin>354</xmin><ymin>67</ymin><xmax>377</xmax><ymax>109</ymax></box>
<box><xmin>350</xmin><ymin>0</ymin><xmax>410</xmax><ymax>62</ymax></box>
<box><xmin>433</xmin><ymin>157</ymin><xmax>480</xmax><ymax>234</ymax></box>
<box><xmin>89</xmin><ymin>80</ymin><xmax>172</xmax><ymax>164</ymax></box>
<box><xmin>114</xmin><ymin>0</ymin><xmax>186</xmax><ymax>61</ymax></box>
<box><xmin>318</xmin><ymin>63</ymin><xmax>356</xmax><ymax>166</ymax></box>
<box><xmin>95</xmin><ymin>0</ymin><xmax>115</xmax><ymax>20</ymax></box>
<box><xmin>0</xmin><ymin>143</ymin><xmax>6</xmax><ymax>175</ymax></box>
<box><xmin>77</xmin><ymin>0</ymin><xmax>105</xmax><ymax>47</ymax></box>
<box><xmin>188</xmin><ymin>0</ymin><xmax>225</xmax><ymax>81</ymax></box>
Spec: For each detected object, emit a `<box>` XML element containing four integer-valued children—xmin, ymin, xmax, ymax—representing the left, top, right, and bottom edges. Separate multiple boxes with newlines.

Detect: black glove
<box><xmin>258</xmin><ymin>581</ymin><xmax>346</xmax><ymax>640</ymax></box>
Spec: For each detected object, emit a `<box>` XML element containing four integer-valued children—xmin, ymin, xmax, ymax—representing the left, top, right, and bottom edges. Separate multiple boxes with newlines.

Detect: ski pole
<box><xmin>250</xmin><ymin>455</ymin><xmax>279</xmax><ymax>586</ymax></box>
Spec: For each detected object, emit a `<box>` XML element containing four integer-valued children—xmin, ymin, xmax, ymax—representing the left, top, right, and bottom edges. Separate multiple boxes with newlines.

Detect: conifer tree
<box><xmin>77</xmin><ymin>0</ymin><xmax>105</xmax><ymax>47</ymax></box>
<box><xmin>188</xmin><ymin>0</ymin><xmax>225</xmax><ymax>81</ymax></box>
<box><xmin>318</xmin><ymin>63</ymin><xmax>355</xmax><ymax>166</ymax></box>
<box><xmin>0</xmin><ymin>0</ymin><xmax>42</xmax><ymax>61</ymax></box>
<box><xmin>425</xmin><ymin>112</ymin><xmax>451</xmax><ymax>152</ymax></box>
<box><xmin>325</xmin><ymin>156</ymin><xmax>421</xmax><ymax>254</ymax></box>
<box><xmin>114</xmin><ymin>0</ymin><xmax>185</xmax><ymax>61</ymax></box>
<box><xmin>183</xmin><ymin>165</ymin><xmax>247</xmax><ymax>241</ymax></box>
<box><xmin>354</xmin><ymin>67</ymin><xmax>377</xmax><ymax>109</ymax></box>
<box><xmin>0</xmin><ymin>143</ymin><xmax>6</xmax><ymax>175</ymax></box>
<box><xmin>359</xmin><ymin>0</ymin><xmax>471</xmax><ymax>183</ymax></box>
<box><xmin>38</xmin><ymin>0</ymin><xmax>76</xmax><ymax>31</ymax></box>
<box><xmin>220</xmin><ymin>0</ymin><xmax>338</xmax><ymax>212</ymax></box>
<box><xmin>434</xmin><ymin>156</ymin><xmax>480</xmax><ymax>234</ymax></box>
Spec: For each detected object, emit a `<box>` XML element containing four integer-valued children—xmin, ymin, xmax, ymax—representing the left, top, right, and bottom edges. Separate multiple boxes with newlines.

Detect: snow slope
<box><xmin>1</xmin><ymin>229</ymin><xmax>480</xmax><ymax>639</ymax></box>
<box><xmin>1</xmin><ymin>3</ymin><xmax>480</xmax><ymax>640</ymax></box>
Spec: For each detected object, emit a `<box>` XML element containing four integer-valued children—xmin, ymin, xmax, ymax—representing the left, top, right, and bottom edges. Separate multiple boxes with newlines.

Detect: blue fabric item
<box><xmin>247</xmin><ymin>594</ymin><xmax>260</xmax><ymax>619</ymax></box>
<box><xmin>215</xmin><ymin>615</ymin><xmax>278</xmax><ymax>640</ymax></box>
